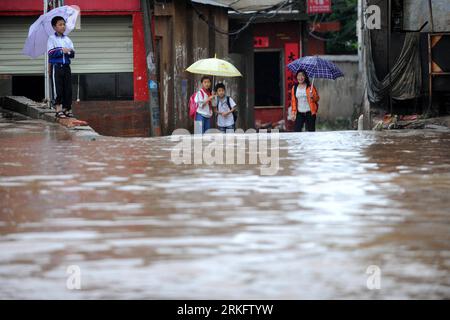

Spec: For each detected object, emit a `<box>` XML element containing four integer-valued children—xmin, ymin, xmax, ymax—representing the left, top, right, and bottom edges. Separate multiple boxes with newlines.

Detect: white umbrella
<box><xmin>23</xmin><ymin>5</ymin><xmax>80</xmax><ymax>59</ymax></box>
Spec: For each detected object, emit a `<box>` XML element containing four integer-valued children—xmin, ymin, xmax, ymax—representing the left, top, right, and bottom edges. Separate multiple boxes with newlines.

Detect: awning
<box><xmin>191</xmin><ymin>0</ymin><xmax>285</xmax><ymax>12</ymax></box>
<box><xmin>191</xmin><ymin>0</ymin><xmax>229</xmax><ymax>8</ymax></box>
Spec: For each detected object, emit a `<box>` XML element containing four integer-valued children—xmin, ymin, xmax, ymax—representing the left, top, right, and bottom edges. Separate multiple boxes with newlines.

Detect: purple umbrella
<box><xmin>287</xmin><ymin>56</ymin><xmax>344</xmax><ymax>83</ymax></box>
<box><xmin>23</xmin><ymin>5</ymin><xmax>80</xmax><ymax>58</ymax></box>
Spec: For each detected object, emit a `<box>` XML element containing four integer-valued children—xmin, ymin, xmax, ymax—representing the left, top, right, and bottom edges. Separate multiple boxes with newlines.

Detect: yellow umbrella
<box><xmin>186</xmin><ymin>56</ymin><xmax>243</xmax><ymax>77</ymax></box>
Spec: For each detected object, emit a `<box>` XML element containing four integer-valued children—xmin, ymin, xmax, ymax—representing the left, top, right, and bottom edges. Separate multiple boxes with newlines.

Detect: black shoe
<box><xmin>55</xmin><ymin>111</ymin><xmax>67</xmax><ymax>119</ymax></box>
<box><xmin>63</xmin><ymin>110</ymin><xmax>74</xmax><ymax>118</ymax></box>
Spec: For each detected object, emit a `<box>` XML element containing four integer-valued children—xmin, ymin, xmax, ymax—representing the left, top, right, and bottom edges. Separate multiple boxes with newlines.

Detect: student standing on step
<box><xmin>48</xmin><ymin>16</ymin><xmax>75</xmax><ymax>119</ymax></box>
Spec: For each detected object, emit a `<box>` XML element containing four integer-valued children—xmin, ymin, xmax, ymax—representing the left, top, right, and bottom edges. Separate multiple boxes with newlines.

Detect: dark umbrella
<box><xmin>287</xmin><ymin>56</ymin><xmax>344</xmax><ymax>89</ymax></box>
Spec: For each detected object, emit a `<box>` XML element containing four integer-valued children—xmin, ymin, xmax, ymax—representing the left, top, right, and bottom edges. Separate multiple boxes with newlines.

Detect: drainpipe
<box><xmin>141</xmin><ymin>0</ymin><xmax>161</xmax><ymax>136</ymax></box>
<box><xmin>44</xmin><ymin>0</ymin><xmax>49</xmax><ymax>107</ymax></box>
<box><xmin>427</xmin><ymin>0</ymin><xmax>434</xmax><ymax>114</ymax></box>
<box><xmin>44</xmin><ymin>0</ymin><xmax>64</xmax><ymax>107</ymax></box>
<box><xmin>357</xmin><ymin>0</ymin><xmax>363</xmax><ymax>73</ymax></box>
<box><xmin>428</xmin><ymin>0</ymin><xmax>434</xmax><ymax>32</ymax></box>
<box><xmin>387</xmin><ymin>0</ymin><xmax>392</xmax><ymax>114</ymax></box>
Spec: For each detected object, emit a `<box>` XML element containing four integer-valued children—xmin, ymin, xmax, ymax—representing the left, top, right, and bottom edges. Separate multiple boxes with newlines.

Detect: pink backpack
<box><xmin>188</xmin><ymin>90</ymin><xmax>204</xmax><ymax>120</ymax></box>
<box><xmin>189</xmin><ymin>89</ymin><xmax>212</xmax><ymax>120</ymax></box>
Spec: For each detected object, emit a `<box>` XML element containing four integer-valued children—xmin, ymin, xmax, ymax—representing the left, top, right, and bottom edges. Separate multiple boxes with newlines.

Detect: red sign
<box><xmin>307</xmin><ymin>0</ymin><xmax>332</xmax><ymax>14</ymax></box>
<box><xmin>254</xmin><ymin>36</ymin><xmax>269</xmax><ymax>48</ymax></box>
<box><xmin>284</xmin><ymin>42</ymin><xmax>299</xmax><ymax>131</ymax></box>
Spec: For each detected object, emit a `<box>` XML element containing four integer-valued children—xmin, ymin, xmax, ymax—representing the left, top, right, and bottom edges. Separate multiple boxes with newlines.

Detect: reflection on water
<box><xmin>0</xmin><ymin>110</ymin><xmax>449</xmax><ymax>299</ymax></box>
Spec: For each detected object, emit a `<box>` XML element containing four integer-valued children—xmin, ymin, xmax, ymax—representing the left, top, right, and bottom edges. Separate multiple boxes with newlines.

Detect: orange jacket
<box><xmin>291</xmin><ymin>84</ymin><xmax>320</xmax><ymax>115</ymax></box>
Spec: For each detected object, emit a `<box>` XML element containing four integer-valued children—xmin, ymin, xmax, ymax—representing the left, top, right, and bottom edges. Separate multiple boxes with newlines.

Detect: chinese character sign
<box><xmin>254</xmin><ymin>36</ymin><xmax>269</xmax><ymax>48</ymax></box>
<box><xmin>307</xmin><ymin>0</ymin><xmax>332</xmax><ymax>14</ymax></box>
<box><xmin>284</xmin><ymin>42</ymin><xmax>299</xmax><ymax>131</ymax></box>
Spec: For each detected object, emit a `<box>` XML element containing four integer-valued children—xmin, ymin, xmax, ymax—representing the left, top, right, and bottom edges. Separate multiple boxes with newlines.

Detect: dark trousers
<box><xmin>51</xmin><ymin>64</ymin><xmax>72</xmax><ymax>110</ymax></box>
<box><xmin>295</xmin><ymin>111</ymin><xmax>316</xmax><ymax>132</ymax></box>
<box><xmin>218</xmin><ymin>124</ymin><xmax>235</xmax><ymax>133</ymax></box>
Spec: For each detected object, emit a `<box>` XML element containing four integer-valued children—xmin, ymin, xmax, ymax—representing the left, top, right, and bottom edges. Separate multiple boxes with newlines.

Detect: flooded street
<box><xmin>1</xmin><ymin>109</ymin><xmax>449</xmax><ymax>299</ymax></box>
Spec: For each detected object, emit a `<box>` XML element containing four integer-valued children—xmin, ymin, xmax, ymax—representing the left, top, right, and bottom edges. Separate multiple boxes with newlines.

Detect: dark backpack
<box><xmin>218</xmin><ymin>96</ymin><xmax>237</xmax><ymax>123</ymax></box>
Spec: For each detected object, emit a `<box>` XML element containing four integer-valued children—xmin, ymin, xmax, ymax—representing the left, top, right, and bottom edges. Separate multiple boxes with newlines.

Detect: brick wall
<box><xmin>73</xmin><ymin>101</ymin><xmax>151</xmax><ymax>137</ymax></box>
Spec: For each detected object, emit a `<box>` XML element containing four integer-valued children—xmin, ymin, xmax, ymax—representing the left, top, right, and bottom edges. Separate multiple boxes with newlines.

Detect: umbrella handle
<box><xmin>311</xmin><ymin>54</ymin><xmax>318</xmax><ymax>94</ymax></box>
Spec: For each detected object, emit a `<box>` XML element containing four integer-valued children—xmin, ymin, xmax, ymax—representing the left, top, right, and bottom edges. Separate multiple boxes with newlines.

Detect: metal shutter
<box><xmin>0</xmin><ymin>15</ymin><xmax>133</xmax><ymax>75</ymax></box>
<box><xmin>70</xmin><ymin>16</ymin><xmax>133</xmax><ymax>73</ymax></box>
<box><xmin>0</xmin><ymin>16</ymin><xmax>44</xmax><ymax>74</ymax></box>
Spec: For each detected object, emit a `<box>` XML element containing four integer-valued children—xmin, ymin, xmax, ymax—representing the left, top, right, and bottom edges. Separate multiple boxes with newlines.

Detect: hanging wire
<box><xmin>188</xmin><ymin>0</ymin><xmax>294</xmax><ymax>36</ymax></box>
<box><xmin>308</xmin><ymin>12</ymin><xmax>358</xmax><ymax>42</ymax></box>
<box><xmin>306</xmin><ymin>0</ymin><xmax>358</xmax><ymax>44</ymax></box>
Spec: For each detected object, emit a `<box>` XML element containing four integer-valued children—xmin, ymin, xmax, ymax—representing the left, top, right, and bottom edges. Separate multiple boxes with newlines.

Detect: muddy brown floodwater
<box><xmin>0</xmin><ymin>109</ymin><xmax>449</xmax><ymax>299</ymax></box>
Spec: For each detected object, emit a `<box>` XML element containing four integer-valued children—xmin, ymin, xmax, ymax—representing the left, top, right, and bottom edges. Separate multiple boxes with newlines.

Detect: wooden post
<box><xmin>428</xmin><ymin>33</ymin><xmax>433</xmax><ymax>115</ymax></box>
<box><xmin>141</xmin><ymin>0</ymin><xmax>162</xmax><ymax>136</ymax></box>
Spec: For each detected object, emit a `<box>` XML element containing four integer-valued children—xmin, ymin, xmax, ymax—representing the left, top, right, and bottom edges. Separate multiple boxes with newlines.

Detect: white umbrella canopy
<box><xmin>22</xmin><ymin>5</ymin><xmax>80</xmax><ymax>59</ymax></box>
<box><xmin>186</xmin><ymin>56</ymin><xmax>243</xmax><ymax>77</ymax></box>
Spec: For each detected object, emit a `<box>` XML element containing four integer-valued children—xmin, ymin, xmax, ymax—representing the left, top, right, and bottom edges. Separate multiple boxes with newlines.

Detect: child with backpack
<box><xmin>212</xmin><ymin>83</ymin><xmax>237</xmax><ymax>133</ymax></box>
<box><xmin>189</xmin><ymin>76</ymin><xmax>216</xmax><ymax>134</ymax></box>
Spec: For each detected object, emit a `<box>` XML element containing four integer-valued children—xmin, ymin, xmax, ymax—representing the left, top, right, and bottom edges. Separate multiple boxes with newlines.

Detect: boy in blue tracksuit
<box><xmin>47</xmin><ymin>16</ymin><xmax>75</xmax><ymax>118</ymax></box>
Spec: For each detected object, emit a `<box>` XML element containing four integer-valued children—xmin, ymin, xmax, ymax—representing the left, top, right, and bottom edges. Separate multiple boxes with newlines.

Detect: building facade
<box><xmin>0</xmin><ymin>0</ymin><xmax>153</xmax><ymax>136</ymax></box>
<box><xmin>153</xmin><ymin>0</ymin><xmax>229</xmax><ymax>135</ymax></box>
<box><xmin>0</xmin><ymin>0</ymin><xmax>230</xmax><ymax>136</ymax></box>
<box><xmin>363</xmin><ymin>0</ymin><xmax>450</xmax><ymax>121</ymax></box>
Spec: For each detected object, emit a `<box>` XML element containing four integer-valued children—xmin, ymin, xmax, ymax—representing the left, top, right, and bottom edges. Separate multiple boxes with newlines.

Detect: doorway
<box><xmin>254</xmin><ymin>51</ymin><xmax>283</xmax><ymax>107</ymax></box>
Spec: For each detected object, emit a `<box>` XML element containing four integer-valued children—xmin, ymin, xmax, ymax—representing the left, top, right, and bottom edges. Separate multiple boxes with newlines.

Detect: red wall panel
<box><xmin>0</xmin><ymin>0</ymin><xmax>140</xmax><ymax>12</ymax></box>
<box><xmin>132</xmin><ymin>12</ymin><xmax>149</xmax><ymax>102</ymax></box>
<box><xmin>255</xmin><ymin>108</ymin><xmax>284</xmax><ymax>125</ymax></box>
<box><xmin>253</xmin><ymin>22</ymin><xmax>300</xmax><ymax>50</ymax></box>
